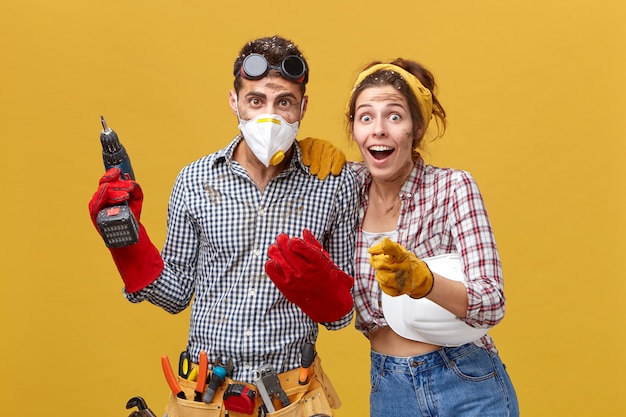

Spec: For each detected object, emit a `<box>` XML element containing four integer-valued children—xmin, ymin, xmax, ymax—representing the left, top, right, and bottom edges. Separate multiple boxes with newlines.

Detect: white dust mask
<box><xmin>238</xmin><ymin>113</ymin><xmax>300</xmax><ymax>167</ymax></box>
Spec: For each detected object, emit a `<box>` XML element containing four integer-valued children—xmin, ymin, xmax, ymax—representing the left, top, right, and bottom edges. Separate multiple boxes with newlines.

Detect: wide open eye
<box><xmin>278</xmin><ymin>98</ymin><xmax>295</xmax><ymax>108</ymax></box>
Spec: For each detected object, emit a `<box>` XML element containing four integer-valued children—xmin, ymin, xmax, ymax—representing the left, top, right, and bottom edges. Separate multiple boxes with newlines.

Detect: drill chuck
<box><xmin>100</xmin><ymin>115</ymin><xmax>135</xmax><ymax>179</ymax></box>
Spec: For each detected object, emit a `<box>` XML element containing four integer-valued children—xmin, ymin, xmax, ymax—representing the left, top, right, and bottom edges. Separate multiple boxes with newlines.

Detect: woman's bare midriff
<box><xmin>369</xmin><ymin>326</ymin><xmax>441</xmax><ymax>357</ymax></box>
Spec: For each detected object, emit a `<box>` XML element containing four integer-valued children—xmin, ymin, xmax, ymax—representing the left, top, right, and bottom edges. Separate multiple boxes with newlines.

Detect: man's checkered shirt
<box><xmin>127</xmin><ymin>136</ymin><xmax>359</xmax><ymax>382</ymax></box>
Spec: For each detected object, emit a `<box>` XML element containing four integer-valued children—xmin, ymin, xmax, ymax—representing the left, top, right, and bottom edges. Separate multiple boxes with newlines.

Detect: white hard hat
<box><xmin>381</xmin><ymin>253</ymin><xmax>490</xmax><ymax>347</ymax></box>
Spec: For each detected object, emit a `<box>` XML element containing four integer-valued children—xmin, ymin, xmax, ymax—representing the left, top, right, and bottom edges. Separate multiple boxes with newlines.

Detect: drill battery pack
<box><xmin>96</xmin><ymin>204</ymin><xmax>139</xmax><ymax>248</ymax></box>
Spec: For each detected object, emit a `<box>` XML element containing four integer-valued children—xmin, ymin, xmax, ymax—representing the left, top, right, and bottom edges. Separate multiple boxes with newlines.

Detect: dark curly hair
<box><xmin>233</xmin><ymin>35</ymin><xmax>309</xmax><ymax>95</ymax></box>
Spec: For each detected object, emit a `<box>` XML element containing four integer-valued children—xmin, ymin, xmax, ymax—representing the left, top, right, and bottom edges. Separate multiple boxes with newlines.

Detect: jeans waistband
<box><xmin>371</xmin><ymin>343</ymin><xmax>483</xmax><ymax>374</ymax></box>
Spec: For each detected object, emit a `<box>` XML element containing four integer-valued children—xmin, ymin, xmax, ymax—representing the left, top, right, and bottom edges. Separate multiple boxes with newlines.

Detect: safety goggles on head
<box><xmin>239</xmin><ymin>53</ymin><xmax>307</xmax><ymax>83</ymax></box>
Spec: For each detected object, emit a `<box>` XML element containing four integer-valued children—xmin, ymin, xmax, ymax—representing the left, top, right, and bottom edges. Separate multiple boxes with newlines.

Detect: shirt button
<box><xmin>244</xmin><ymin>329</ymin><xmax>252</xmax><ymax>337</ymax></box>
<box><xmin>253</xmin><ymin>249</ymin><xmax>262</xmax><ymax>257</ymax></box>
<box><xmin>248</xmin><ymin>288</ymin><xmax>256</xmax><ymax>297</ymax></box>
<box><xmin>258</xmin><ymin>207</ymin><xmax>266</xmax><ymax>215</ymax></box>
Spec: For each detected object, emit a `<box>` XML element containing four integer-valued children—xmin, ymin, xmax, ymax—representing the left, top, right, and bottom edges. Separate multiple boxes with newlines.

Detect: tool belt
<box><xmin>164</xmin><ymin>355</ymin><xmax>340</xmax><ymax>417</ymax></box>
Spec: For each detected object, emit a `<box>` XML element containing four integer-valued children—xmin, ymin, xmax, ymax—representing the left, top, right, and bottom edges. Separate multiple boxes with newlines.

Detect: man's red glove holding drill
<box><xmin>88</xmin><ymin>167</ymin><xmax>163</xmax><ymax>293</ymax></box>
<box><xmin>265</xmin><ymin>229</ymin><xmax>354</xmax><ymax>323</ymax></box>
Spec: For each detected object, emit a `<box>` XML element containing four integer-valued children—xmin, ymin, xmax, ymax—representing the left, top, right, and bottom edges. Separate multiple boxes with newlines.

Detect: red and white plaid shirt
<box><xmin>350</xmin><ymin>158</ymin><xmax>505</xmax><ymax>353</ymax></box>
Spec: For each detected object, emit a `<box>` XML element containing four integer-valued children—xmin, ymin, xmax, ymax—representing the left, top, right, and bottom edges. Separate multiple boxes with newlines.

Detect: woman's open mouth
<box><xmin>369</xmin><ymin>145</ymin><xmax>395</xmax><ymax>160</ymax></box>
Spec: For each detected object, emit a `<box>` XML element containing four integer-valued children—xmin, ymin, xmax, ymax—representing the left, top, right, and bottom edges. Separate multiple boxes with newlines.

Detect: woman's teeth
<box><xmin>369</xmin><ymin>145</ymin><xmax>394</xmax><ymax>160</ymax></box>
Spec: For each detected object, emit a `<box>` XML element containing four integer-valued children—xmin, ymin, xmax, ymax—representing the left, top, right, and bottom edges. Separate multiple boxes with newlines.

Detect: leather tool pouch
<box><xmin>164</xmin><ymin>355</ymin><xmax>339</xmax><ymax>417</ymax></box>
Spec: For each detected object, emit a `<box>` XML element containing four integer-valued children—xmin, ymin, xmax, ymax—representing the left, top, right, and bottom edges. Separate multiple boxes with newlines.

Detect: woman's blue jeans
<box><xmin>370</xmin><ymin>343</ymin><xmax>519</xmax><ymax>417</ymax></box>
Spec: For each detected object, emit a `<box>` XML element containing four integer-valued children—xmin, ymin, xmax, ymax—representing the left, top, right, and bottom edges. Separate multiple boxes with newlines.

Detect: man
<box><xmin>89</xmin><ymin>35</ymin><xmax>358</xmax><ymax>416</ymax></box>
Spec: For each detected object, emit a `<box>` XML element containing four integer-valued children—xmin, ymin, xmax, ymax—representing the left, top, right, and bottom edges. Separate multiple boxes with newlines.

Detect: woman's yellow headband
<box><xmin>347</xmin><ymin>63</ymin><xmax>433</xmax><ymax>131</ymax></box>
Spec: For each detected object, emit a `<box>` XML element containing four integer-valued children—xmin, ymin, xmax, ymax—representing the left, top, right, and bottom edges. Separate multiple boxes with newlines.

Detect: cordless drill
<box><xmin>95</xmin><ymin>116</ymin><xmax>140</xmax><ymax>248</ymax></box>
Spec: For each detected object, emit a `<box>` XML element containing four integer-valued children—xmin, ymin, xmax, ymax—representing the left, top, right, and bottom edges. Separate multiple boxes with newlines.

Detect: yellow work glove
<box><xmin>299</xmin><ymin>137</ymin><xmax>346</xmax><ymax>180</ymax></box>
<box><xmin>368</xmin><ymin>238</ymin><xmax>434</xmax><ymax>298</ymax></box>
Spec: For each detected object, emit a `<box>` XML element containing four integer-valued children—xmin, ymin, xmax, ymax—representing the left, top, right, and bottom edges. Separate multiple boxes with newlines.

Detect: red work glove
<box><xmin>265</xmin><ymin>229</ymin><xmax>354</xmax><ymax>322</ymax></box>
<box><xmin>88</xmin><ymin>167</ymin><xmax>164</xmax><ymax>293</ymax></box>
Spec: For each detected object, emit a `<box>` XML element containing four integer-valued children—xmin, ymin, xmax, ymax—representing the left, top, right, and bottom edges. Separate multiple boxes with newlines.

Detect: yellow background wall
<box><xmin>1</xmin><ymin>1</ymin><xmax>624</xmax><ymax>416</ymax></box>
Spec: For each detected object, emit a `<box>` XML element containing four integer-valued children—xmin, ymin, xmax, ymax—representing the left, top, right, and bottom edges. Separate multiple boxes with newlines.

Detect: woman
<box><xmin>346</xmin><ymin>59</ymin><xmax>519</xmax><ymax>416</ymax></box>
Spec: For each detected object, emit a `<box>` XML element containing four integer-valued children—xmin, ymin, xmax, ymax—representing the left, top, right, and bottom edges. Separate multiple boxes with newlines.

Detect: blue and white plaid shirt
<box><xmin>127</xmin><ymin>135</ymin><xmax>359</xmax><ymax>382</ymax></box>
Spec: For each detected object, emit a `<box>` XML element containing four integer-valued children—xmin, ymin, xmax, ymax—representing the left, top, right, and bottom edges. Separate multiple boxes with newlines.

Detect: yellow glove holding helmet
<box><xmin>368</xmin><ymin>238</ymin><xmax>434</xmax><ymax>299</ymax></box>
<box><xmin>299</xmin><ymin>137</ymin><xmax>346</xmax><ymax>180</ymax></box>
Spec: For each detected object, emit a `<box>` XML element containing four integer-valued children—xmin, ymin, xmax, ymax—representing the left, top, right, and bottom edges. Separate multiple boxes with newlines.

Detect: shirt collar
<box><xmin>213</xmin><ymin>135</ymin><xmax>243</xmax><ymax>166</ymax></box>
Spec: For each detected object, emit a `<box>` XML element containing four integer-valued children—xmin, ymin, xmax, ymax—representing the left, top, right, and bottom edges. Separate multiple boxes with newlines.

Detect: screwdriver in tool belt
<box><xmin>299</xmin><ymin>342</ymin><xmax>316</xmax><ymax>385</ymax></box>
<box><xmin>203</xmin><ymin>364</ymin><xmax>227</xmax><ymax>403</ymax></box>
<box><xmin>179</xmin><ymin>351</ymin><xmax>192</xmax><ymax>379</ymax></box>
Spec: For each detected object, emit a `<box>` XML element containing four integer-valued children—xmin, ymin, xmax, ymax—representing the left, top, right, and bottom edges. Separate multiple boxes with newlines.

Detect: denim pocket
<box><xmin>369</xmin><ymin>353</ymin><xmax>384</xmax><ymax>393</ymax></box>
<box><xmin>447</xmin><ymin>346</ymin><xmax>497</xmax><ymax>382</ymax></box>
<box><xmin>370</xmin><ymin>364</ymin><xmax>381</xmax><ymax>392</ymax></box>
